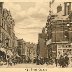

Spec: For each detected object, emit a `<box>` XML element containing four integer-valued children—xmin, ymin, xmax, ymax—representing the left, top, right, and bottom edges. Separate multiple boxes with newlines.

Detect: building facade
<box><xmin>25</xmin><ymin>42</ymin><xmax>37</xmax><ymax>61</ymax></box>
<box><xmin>0</xmin><ymin>3</ymin><xmax>15</xmax><ymax>48</ymax></box>
<box><xmin>45</xmin><ymin>2</ymin><xmax>72</xmax><ymax>59</ymax></box>
<box><xmin>0</xmin><ymin>2</ymin><xmax>18</xmax><ymax>59</ymax></box>
<box><xmin>37</xmin><ymin>2</ymin><xmax>72</xmax><ymax>60</ymax></box>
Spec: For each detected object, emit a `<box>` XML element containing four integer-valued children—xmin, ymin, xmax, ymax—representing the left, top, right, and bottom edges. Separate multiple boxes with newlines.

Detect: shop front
<box><xmin>57</xmin><ymin>44</ymin><xmax>72</xmax><ymax>61</ymax></box>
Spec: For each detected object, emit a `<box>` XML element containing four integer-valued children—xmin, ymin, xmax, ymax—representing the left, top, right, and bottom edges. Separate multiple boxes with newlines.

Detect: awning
<box><xmin>0</xmin><ymin>48</ymin><xmax>6</xmax><ymax>54</ymax></box>
<box><xmin>7</xmin><ymin>50</ymin><xmax>13</xmax><ymax>57</ymax></box>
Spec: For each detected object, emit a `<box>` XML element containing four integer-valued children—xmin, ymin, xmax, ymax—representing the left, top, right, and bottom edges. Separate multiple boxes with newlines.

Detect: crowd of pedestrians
<box><xmin>33</xmin><ymin>57</ymin><xmax>54</xmax><ymax>65</ymax></box>
<box><xmin>33</xmin><ymin>54</ymin><xmax>70</xmax><ymax>68</ymax></box>
<box><xmin>0</xmin><ymin>56</ymin><xmax>23</xmax><ymax>66</ymax></box>
<box><xmin>0</xmin><ymin>53</ymin><xmax>71</xmax><ymax>68</ymax></box>
<box><xmin>55</xmin><ymin>54</ymin><xmax>69</xmax><ymax>68</ymax></box>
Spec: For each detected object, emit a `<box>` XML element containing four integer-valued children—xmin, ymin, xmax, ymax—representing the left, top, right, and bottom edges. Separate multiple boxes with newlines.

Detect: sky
<box><xmin>3</xmin><ymin>0</ymin><xmax>72</xmax><ymax>43</ymax></box>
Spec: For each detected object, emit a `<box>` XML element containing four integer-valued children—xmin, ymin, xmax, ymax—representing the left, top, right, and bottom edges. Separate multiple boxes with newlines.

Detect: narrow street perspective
<box><xmin>0</xmin><ymin>0</ymin><xmax>72</xmax><ymax>68</ymax></box>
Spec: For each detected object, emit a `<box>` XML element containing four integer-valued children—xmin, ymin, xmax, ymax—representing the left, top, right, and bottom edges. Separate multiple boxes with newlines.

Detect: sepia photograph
<box><xmin>0</xmin><ymin>0</ymin><xmax>72</xmax><ymax>69</ymax></box>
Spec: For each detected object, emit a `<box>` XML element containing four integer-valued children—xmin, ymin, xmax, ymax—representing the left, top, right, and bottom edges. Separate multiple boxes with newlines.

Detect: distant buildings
<box><xmin>17</xmin><ymin>39</ymin><xmax>26</xmax><ymax>56</ymax></box>
<box><xmin>25</xmin><ymin>42</ymin><xmax>37</xmax><ymax>60</ymax></box>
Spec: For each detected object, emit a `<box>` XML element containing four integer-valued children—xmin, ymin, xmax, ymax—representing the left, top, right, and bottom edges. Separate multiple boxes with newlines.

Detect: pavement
<box><xmin>0</xmin><ymin>63</ymin><xmax>72</xmax><ymax>68</ymax></box>
<box><xmin>0</xmin><ymin>63</ymin><xmax>54</xmax><ymax>68</ymax></box>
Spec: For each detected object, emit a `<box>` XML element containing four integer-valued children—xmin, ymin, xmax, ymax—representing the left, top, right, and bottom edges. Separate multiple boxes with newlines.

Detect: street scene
<box><xmin>0</xmin><ymin>0</ymin><xmax>72</xmax><ymax>68</ymax></box>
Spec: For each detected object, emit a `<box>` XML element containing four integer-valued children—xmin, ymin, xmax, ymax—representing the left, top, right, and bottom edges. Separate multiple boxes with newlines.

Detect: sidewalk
<box><xmin>0</xmin><ymin>63</ymin><xmax>72</xmax><ymax>68</ymax></box>
<box><xmin>0</xmin><ymin>64</ymin><xmax>15</xmax><ymax>68</ymax></box>
<box><xmin>0</xmin><ymin>65</ymin><xmax>8</xmax><ymax>68</ymax></box>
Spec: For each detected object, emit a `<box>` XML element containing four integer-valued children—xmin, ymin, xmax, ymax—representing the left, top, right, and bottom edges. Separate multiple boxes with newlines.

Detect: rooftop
<box><xmin>52</xmin><ymin>11</ymin><xmax>69</xmax><ymax>21</ymax></box>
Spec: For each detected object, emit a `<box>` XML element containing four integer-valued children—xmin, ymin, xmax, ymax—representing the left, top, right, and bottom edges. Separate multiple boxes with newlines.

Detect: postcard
<box><xmin>0</xmin><ymin>0</ymin><xmax>72</xmax><ymax>72</ymax></box>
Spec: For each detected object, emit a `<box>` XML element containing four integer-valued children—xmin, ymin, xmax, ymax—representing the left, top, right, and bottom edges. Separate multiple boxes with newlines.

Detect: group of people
<box><xmin>33</xmin><ymin>54</ymin><xmax>71</xmax><ymax>68</ymax></box>
<box><xmin>0</xmin><ymin>54</ymin><xmax>71</xmax><ymax>68</ymax></box>
<box><xmin>0</xmin><ymin>56</ymin><xmax>21</xmax><ymax>66</ymax></box>
<box><xmin>33</xmin><ymin>57</ymin><xmax>54</xmax><ymax>65</ymax></box>
<box><xmin>55</xmin><ymin>54</ymin><xmax>69</xmax><ymax>67</ymax></box>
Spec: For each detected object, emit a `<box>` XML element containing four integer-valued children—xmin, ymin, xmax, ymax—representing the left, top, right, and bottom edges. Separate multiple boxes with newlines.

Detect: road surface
<box><xmin>0</xmin><ymin>63</ymin><xmax>72</xmax><ymax>68</ymax></box>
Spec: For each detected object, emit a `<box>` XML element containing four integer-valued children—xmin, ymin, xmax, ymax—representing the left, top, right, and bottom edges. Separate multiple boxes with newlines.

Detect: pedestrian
<box><xmin>36</xmin><ymin>57</ymin><xmax>40</xmax><ymax>65</ymax></box>
<box><xmin>60</xmin><ymin>55</ymin><xmax>66</xmax><ymax>68</ymax></box>
<box><xmin>46</xmin><ymin>57</ymin><xmax>49</xmax><ymax>65</ymax></box>
<box><xmin>64</xmin><ymin>55</ymin><xmax>69</xmax><ymax>67</ymax></box>
<box><xmin>55</xmin><ymin>57</ymin><xmax>58</xmax><ymax>67</ymax></box>
<box><xmin>8</xmin><ymin>58</ymin><xmax>12</xmax><ymax>66</ymax></box>
<box><xmin>33</xmin><ymin>57</ymin><xmax>36</xmax><ymax>63</ymax></box>
<box><xmin>58</xmin><ymin>55</ymin><xmax>65</xmax><ymax>67</ymax></box>
<box><xmin>40</xmin><ymin>57</ymin><xmax>44</xmax><ymax>65</ymax></box>
<box><xmin>12</xmin><ymin>58</ymin><xmax>17</xmax><ymax>65</ymax></box>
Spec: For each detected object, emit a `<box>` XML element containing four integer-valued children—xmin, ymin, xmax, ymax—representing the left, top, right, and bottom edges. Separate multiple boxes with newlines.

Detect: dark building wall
<box><xmin>38</xmin><ymin>33</ymin><xmax>47</xmax><ymax>58</ymax></box>
<box><xmin>39</xmin><ymin>37</ymin><xmax>47</xmax><ymax>58</ymax></box>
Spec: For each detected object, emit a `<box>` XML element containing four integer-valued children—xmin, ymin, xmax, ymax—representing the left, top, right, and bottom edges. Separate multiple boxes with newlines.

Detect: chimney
<box><xmin>57</xmin><ymin>4</ymin><xmax>62</xmax><ymax>13</ymax></box>
<box><xmin>64</xmin><ymin>2</ymin><xmax>71</xmax><ymax>15</ymax></box>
